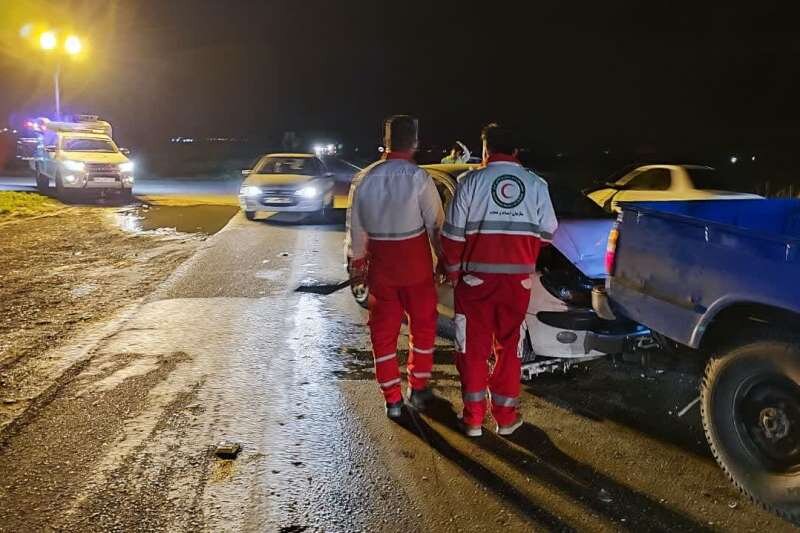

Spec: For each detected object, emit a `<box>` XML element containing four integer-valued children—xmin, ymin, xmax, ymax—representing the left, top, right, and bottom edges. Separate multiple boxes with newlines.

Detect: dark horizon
<box><xmin>1</xmin><ymin>1</ymin><xmax>799</xmax><ymax>155</ymax></box>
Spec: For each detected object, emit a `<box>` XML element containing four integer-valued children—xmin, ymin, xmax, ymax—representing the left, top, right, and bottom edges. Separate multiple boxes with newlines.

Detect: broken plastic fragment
<box><xmin>214</xmin><ymin>440</ymin><xmax>241</xmax><ymax>459</ymax></box>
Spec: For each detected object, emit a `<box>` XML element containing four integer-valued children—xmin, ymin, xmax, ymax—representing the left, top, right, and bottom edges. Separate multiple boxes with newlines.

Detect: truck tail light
<box><xmin>605</xmin><ymin>224</ymin><xmax>620</xmax><ymax>275</ymax></box>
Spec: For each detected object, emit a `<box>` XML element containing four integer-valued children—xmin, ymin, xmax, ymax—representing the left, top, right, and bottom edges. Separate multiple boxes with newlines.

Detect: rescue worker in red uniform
<box><xmin>442</xmin><ymin>124</ymin><xmax>558</xmax><ymax>436</ymax></box>
<box><xmin>346</xmin><ymin>115</ymin><xmax>444</xmax><ymax>419</ymax></box>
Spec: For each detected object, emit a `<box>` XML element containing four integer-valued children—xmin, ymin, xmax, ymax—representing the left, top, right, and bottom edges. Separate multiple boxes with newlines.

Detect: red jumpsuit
<box><xmin>346</xmin><ymin>152</ymin><xmax>444</xmax><ymax>404</ymax></box>
<box><xmin>442</xmin><ymin>154</ymin><xmax>558</xmax><ymax>427</ymax></box>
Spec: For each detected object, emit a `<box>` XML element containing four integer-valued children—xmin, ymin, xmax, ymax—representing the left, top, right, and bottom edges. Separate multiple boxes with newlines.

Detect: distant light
<box><xmin>19</xmin><ymin>24</ymin><xmax>33</xmax><ymax>39</ymax></box>
<box><xmin>40</xmin><ymin>31</ymin><xmax>57</xmax><ymax>51</ymax></box>
<box><xmin>378</xmin><ymin>146</ymin><xmax>385</xmax><ymax>153</ymax></box>
<box><xmin>64</xmin><ymin>35</ymin><xmax>82</xmax><ymax>56</ymax></box>
<box><xmin>751</xmin><ymin>155</ymin><xmax>756</xmax><ymax>162</ymax></box>
<box><xmin>12</xmin><ymin>130</ymin><xmax>17</xmax><ymax>134</ymax></box>
<box><xmin>730</xmin><ymin>156</ymin><xmax>738</xmax><ymax>164</ymax></box>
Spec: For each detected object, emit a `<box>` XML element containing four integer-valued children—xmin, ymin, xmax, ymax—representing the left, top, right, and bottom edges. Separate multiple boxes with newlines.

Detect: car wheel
<box><xmin>521</xmin><ymin>328</ymin><xmax>536</xmax><ymax>363</ymax></box>
<box><xmin>120</xmin><ymin>189</ymin><xmax>134</xmax><ymax>204</ymax></box>
<box><xmin>701</xmin><ymin>330</ymin><xmax>800</xmax><ymax>525</ymax></box>
<box><xmin>36</xmin><ymin>171</ymin><xmax>49</xmax><ymax>193</ymax></box>
<box><xmin>245</xmin><ymin>210</ymin><xmax>256</xmax><ymax>220</ymax></box>
<box><xmin>55</xmin><ymin>173</ymin><xmax>65</xmax><ymax>199</ymax></box>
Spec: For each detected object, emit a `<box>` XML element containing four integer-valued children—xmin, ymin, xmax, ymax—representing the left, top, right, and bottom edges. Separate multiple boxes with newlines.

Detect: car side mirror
<box><xmin>242</xmin><ymin>169</ymin><xmax>252</xmax><ymax>176</ymax></box>
<box><xmin>46</xmin><ymin>145</ymin><xmax>56</xmax><ymax>153</ymax></box>
<box><xmin>119</xmin><ymin>147</ymin><xmax>131</xmax><ymax>156</ymax></box>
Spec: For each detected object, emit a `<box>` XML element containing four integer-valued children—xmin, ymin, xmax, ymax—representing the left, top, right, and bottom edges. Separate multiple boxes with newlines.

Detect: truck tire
<box><xmin>244</xmin><ymin>210</ymin><xmax>256</xmax><ymax>220</ymax></box>
<box><xmin>701</xmin><ymin>332</ymin><xmax>800</xmax><ymax>525</ymax></box>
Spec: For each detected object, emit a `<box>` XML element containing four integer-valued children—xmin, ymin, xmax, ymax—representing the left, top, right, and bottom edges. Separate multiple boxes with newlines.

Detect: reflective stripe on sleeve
<box><xmin>367</xmin><ymin>226</ymin><xmax>425</xmax><ymax>240</ymax></box>
<box><xmin>463</xmin><ymin>390</ymin><xmax>487</xmax><ymax>402</ymax></box>
<box><xmin>379</xmin><ymin>377</ymin><xmax>402</xmax><ymax>389</ymax></box>
<box><xmin>490</xmin><ymin>392</ymin><xmax>519</xmax><ymax>407</ymax></box>
<box><xmin>444</xmin><ymin>263</ymin><xmax>461</xmax><ymax>273</ymax></box>
<box><xmin>374</xmin><ymin>353</ymin><xmax>396</xmax><ymax>363</ymax></box>
<box><xmin>411</xmin><ymin>371</ymin><xmax>431</xmax><ymax>379</ymax></box>
<box><xmin>464</xmin><ymin>262</ymin><xmax>536</xmax><ymax>274</ymax></box>
<box><xmin>442</xmin><ymin>222</ymin><xmax>466</xmax><ymax>241</ymax></box>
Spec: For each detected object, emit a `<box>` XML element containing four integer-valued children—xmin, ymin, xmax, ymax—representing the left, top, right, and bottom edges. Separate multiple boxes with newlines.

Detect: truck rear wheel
<box><xmin>701</xmin><ymin>333</ymin><xmax>800</xmax><ymax>525</ymax></box>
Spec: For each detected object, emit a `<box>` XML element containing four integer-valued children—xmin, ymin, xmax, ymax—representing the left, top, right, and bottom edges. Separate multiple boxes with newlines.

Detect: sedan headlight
<box><xmin>296</xmin><ymin>185</ymin><xmax>319</xmax><ymax>198</ymax></box>
<box><xmin>63</xmin><ymin>160</ymin><xmax>85</xmax><ymax>172</ymax></box>
<box><xmin>241</xmin><ymin>185</ymin><xmax>261</xmax><ymax>197</ymax></box>
<box><xmin>119</xmin><ymin>161</ymin><xmax>135</xmax><ymax>173</ymax></box>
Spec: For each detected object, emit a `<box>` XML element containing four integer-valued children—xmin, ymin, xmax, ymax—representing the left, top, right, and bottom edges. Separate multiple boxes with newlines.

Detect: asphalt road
<box><xmin>0</xmin><ymin>203</ymin><xmax>795</xmax><ymax>531</ymax></box>
<box><xmin>0</xmin><ymin>174</ymin><xmax>241</xmax><ymax>203</ymax></box>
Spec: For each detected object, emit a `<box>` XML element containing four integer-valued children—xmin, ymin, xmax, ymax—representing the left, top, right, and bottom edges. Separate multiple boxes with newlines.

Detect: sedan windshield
<box><xmin>63</xmin><ymin>138</ymin><xmax>117</xmax><ymax>152</ymax></box>
<box><xmin>550</xmin><ymin>185</ymin><xmax>615</xmax><ymax>218</ymax></box>
<box><xmin>255</xmin><ymin>157</ymin><xmax>322</xmax><ymax>175</ymax></box>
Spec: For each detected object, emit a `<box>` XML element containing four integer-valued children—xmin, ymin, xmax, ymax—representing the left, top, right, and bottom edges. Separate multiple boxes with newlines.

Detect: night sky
<box><xmin>1</xmin><ymin>1</ymin><xmax>798</xmax><ymax>154</ymax></box>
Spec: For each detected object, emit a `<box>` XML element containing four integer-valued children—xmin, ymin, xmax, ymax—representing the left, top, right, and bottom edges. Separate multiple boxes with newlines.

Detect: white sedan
<box><xmin>587</xmin><ymin>164</ymin><xmax>761</xmax><ymax>212</ymax></box>
<box><xmin>239</xmin><ymin>153</ymin><xmax>338</xmax><ymax>220</ymax></box>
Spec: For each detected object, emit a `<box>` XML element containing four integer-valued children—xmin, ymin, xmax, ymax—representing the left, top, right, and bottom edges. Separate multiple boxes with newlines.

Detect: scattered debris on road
<box><xmin>214</xmin><ymin>440</ymin><xmax>242</xmax><ymax>459</ymax></box>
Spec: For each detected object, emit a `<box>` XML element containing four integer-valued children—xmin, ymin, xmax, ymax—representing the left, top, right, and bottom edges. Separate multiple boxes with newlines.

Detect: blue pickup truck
<box><xmin>594</xmin><ymin>199</ymin><xmax>800</xmax><ymax>525</ymax></box>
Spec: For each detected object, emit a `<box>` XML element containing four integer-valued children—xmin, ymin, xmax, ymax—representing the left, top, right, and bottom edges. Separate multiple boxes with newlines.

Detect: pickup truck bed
<box><xmin>608</xmin><ymin>199</ymin><xmax>800</xmax><ymax>348</ymax></box>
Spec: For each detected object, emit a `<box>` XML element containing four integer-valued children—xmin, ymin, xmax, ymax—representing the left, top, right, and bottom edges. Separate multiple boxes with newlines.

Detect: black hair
<box><xmin>384</xmin><ymin>115</ymin><xmax>418</xmax><ymax>152</ymax></box>
<box><xmin>481</xmin><ymin>123</ymin><xmax>516</xmax><ymax>155</ymax></box>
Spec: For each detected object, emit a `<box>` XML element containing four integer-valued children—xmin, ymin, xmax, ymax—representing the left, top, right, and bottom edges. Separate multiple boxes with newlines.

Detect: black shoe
<box><xmin>407</xmin><ymin>387</ymin><xmax>434</xmax><ymax>410</ymax></box>
<box><xmin>385</xmin><ymin>401</ymin><xmax>403</xmax><ymax>419</ymax></box>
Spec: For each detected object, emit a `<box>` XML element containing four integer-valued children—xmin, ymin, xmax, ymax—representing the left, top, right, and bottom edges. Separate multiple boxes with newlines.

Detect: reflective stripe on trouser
<box><xmin>454</xmin><ymin>273</ymin><xmax>531</xmax><ymax>426</ymax></box>
<box><xmin>368</xmin><ymin>277</ymin><xmax>438</xmax><ymax>403</ymax></box>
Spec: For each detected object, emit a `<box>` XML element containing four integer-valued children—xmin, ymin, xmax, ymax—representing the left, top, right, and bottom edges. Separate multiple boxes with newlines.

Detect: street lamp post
<box><xmin>54</xmin><ymin>63</ymin><xmax>62</xmax><ymax>120</ymax></box>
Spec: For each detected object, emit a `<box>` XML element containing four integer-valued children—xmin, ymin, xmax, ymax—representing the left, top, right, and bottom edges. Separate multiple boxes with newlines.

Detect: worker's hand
<box><xmin>348</xmin><ymin>258</ymin><xmax>368</xmax><ymax>285</ymax></box>
<box><xmin>446</xmin><ymin>271</ymin><xmax>460</xmax><ymax>288</ymax></box>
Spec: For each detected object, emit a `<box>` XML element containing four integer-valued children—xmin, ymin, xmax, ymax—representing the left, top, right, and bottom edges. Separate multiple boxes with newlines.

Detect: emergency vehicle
<box><xmin>29</xmin><ymin>116</ymin><xmax>134</xmax><ymax>200</ymax></box>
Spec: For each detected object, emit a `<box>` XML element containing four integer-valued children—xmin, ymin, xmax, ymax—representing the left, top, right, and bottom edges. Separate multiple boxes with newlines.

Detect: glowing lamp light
<box><xmin>19</xmin><ymin>24</ymin><xmax>34</xmax><ymax>39</ymax></box>
<box><xmin>40</xmin><ymin>31</ymin><xmax>57</xmax><ymax>51</ymax></box>
<box><xmin>64</xmin><ymin>35</ymin><xmax>82</xmax><ymax>55</ymax></box>
<box><xmin>730</xmin><ymin>155</ymin><xmax>738</xmax><ymax>164</ymax></box>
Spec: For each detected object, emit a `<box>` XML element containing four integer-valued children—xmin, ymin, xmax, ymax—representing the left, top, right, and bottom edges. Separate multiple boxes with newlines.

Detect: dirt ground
<box><xmin>0</xmin><ymin>206</ymin><xmax>206</xmax><ymax>435</ymax></box>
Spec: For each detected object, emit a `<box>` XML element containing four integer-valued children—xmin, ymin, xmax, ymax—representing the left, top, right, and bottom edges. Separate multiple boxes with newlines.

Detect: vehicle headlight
<box><xmin>241</xmin><ymin>185</ymin><xmax>261</xmax><ymax>197</ymax></box>
<box><xmin>119</xmin><ymin>161</ymin><xmax>134</xmax><ymax>173</ymax></box>
<box><xmin>296</xmin><ymin>185</ymin><xmax>318</xmax><ymax>198</ymax></box>
<box><xmin>63</xmin><ymin>160</ymin><xmax>85</xmax><ymax>172</ymax></box>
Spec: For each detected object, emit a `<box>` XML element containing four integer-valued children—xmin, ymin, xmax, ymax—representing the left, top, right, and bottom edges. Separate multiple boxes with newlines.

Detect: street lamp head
<box><xmin>64</xmin><ymin>35</ymin><xmax>82</xmax><ymax>56</ymax></box>
<box><xmin>39</xmin><ymin>31</ymin><xmax>57</xmax><ymax>51</ymax></box>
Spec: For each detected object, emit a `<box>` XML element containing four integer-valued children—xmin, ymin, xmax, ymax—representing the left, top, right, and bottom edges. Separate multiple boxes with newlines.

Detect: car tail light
<box><xmin>605</xmin><ymin>224</ymin><xmax>620</xmax><ymax>275</ymax></box>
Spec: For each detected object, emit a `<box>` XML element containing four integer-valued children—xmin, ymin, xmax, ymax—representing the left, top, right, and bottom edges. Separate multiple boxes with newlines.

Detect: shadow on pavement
<box><xmin>523</xmin><ymin>358</ymin><xmax>710</xmax><ymax>459</ymax></box>
<box><xmin>394</xmin><ymin>401</ymin><xmax>572</xmax><ymax>531</ymax></box>
<box><xmin>400</xmin><ymin>396</ymin><xmax>710</xmax><ymax>532</ymax></box>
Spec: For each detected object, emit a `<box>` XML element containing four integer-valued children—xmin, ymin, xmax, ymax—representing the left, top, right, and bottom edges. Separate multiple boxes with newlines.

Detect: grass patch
<box><xmin>0</xmin><ymin>192</ymin><xmax>61</xmax><ymax>219</ymax></box>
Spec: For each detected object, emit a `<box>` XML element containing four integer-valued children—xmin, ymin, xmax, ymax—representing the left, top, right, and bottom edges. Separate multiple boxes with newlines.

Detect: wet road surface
<box><xmin>0</xmin><ymin>208</ymin><xmax>795</xmax><ymax>531</ymax></box>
